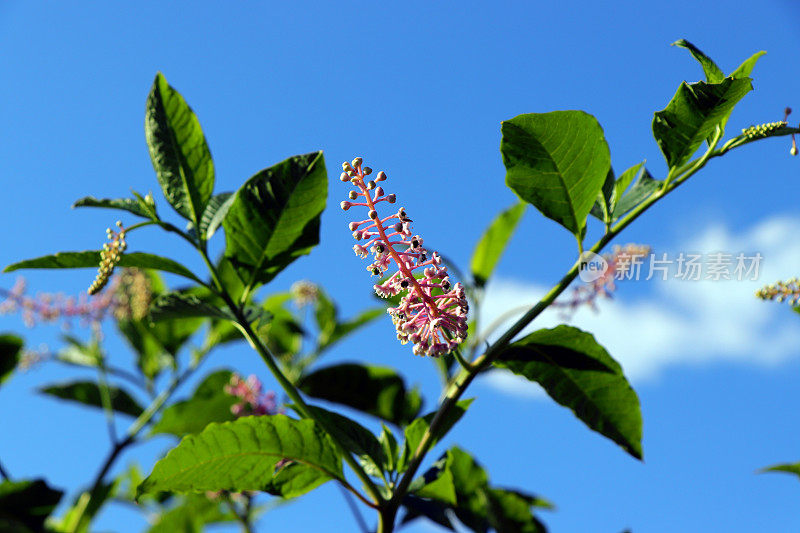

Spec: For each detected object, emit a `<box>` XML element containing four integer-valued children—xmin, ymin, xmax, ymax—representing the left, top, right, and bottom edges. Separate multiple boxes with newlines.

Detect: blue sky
<box><xmin>1</xmin><ymin>1</ymin><xmax>800</xmax><ymax>531</ymax></box>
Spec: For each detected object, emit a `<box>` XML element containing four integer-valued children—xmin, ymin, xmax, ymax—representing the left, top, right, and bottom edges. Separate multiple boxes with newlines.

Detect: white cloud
<box><xmin>478</xmin><ymin>215</ymin><xmax>800</xmax><ymax>397</ymax></box>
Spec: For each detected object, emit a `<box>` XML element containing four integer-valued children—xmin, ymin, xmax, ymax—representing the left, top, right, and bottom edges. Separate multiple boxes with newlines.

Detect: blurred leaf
<box><xmin>399</xmin><ymin>399</ymin><xmax>474</xmax><ymax>473</ymax></box>
<box><xmin>760</xmin><ymin>462</ymin><xmax>800</xmax><ymax>480</ymax></box>
<box><xmin>672</xmin><ymin>39</ymin><xmax>724</xmax><ymax>83</ymax></box>
<box><xmin>495</xmin><ymin>325</ymin><xmax>643</xmax><ymax>459</ymax></box>
<box><xmin>223</xmin><ymin>151</ymin><xmax>327</xmax><ymax>288</ymax></box>
<box><xmin>40</xmin><ymin>380</ymin><xmax>144</xmax><ymax>418</ymax></box>
<box><xmin>501</xmin><ymin>111</ymin><xmax>611</xmax><ymax>237</ymax></box>
<box><xmin>4</xmin><ymin>251</ymin><xmax>203</xmax><ymax>285</ymax></box>
<box><xmin>298</xmin><ymin>363</ymin><xmax>422</xmax><ymax>426</ymax></box>
<box><xmin>50</xmin><ymin>481</ymin><xmax>117</xmax><ymax>533</ymax></box>
<box><xmin>148</xmin><ymin>493</ymin><xmax>236</xmax><ymax>533</ymax></box>
<box><xmin>149</xmin><ymin>292</ymin><xmax>229</xmax><ymax>321</ymax></box>
<box><xmin>652</xmin><ymin>77</ymin><xmax>752</xmax><ymax>169</ymax></box>
<box><xmin>150</xmin><ymin>370</ymin><xmax>238</xmax><ymax>437</ymax></box>
<box><xmin>470</xmin><ymin>202</ymin><xmax>527</xmax><ymax>287</ymax></box>
<box><xmin>138</xmin><ymin>415</ymin><xmax>343</xmax><ymax>498</ymax></box>
<box><xmin>199</xmin><ymin>192</ymin><xmax>234</xmax><ymax>240</ymax></box>
<box><xmin>258</xmin><ymin>293</ymin><xmax>303</xmax><ymax>360</ymax></box>
<box><xmin>0</xmin><ymin>479</ymin><xmax>63</xmax><ymax>532</ymax></box>
<box><xmin>0</xmin><ymin>335</ymin><xmax>23</xmax><ymax>386</ymax></box>
<box><xmin>400</xmin><ymin>495</ymin><xmax>456</xmax><ymax>531</ymax></box>
<box><xmin>145</xmin><ymin>72</ymin><xmax>214</xmax><ymax>226</ymax></box>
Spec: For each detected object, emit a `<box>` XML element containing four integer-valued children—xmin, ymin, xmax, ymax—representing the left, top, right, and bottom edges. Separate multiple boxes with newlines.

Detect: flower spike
<box><xmin>341</xmin><ymin>158</ymin><xmax>468</xmax><ymax>357</ymax></box>
<box><xmin>88</xmin><ymin>221</ymin><xmax>127</xmax><ymax>295</ymax></box>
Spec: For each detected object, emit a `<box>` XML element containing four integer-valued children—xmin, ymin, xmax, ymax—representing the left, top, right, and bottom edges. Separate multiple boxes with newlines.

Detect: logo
<box><xmin>578</xmin><ymin>251</ymin><xmax>608</xmax><ymax>282</ymax></box>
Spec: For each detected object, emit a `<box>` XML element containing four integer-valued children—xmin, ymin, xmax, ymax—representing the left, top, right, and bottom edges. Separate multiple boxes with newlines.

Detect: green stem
<box><xmin>386</xmin><ymin>128</ymin><xmax>762</xmax><ymax>515</ymax></box>
<box><xmin>96</xmin><ymin>362</ymin><xmax>118</xmax><ymax>445</ymax></box>
<box><xmin>197</xmin><ymin>248</ymin><xmax>384</xmax><ymax>509</ymax></box>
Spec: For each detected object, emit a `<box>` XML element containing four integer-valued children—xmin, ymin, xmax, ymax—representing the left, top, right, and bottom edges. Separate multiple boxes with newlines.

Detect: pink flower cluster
<box><xmin>555</xmin><ymin>244</ymin><xmax>650</xmax><ymax>314</ymax></box>
<box><xmin>224</xmin><ymin>373</ymin><xmax>278</xmax><ymax>417</ymax></box>
<box><xmin>340</xmin><ymin>157</ymin><xmax>468</xmax><ymax>357</ymax></box>
<box><xmin>0</xmin><ymin>277</ymin><xmax>117</xmax><ymax>329</ymax></box>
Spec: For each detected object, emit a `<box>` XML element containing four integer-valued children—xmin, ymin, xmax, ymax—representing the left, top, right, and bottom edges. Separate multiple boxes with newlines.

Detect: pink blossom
<box><xmin>340</xmin><ymin>158</ymin><xmax>468</xmax><ymax>357</ymax></box>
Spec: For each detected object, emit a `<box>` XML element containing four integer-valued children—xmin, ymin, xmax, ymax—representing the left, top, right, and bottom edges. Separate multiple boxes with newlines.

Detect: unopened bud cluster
<box><xmin>88</xmin><ymin>222</ymin><xmax>127</xmax><ymax>295</ymax></box>
<box><xmin>341</xmin><ymin>157</ymin><xmax>468</xmax><ymax>357</ymax></box>
<box><xmin>756</xmin><ymin>277</ymin><xmax>800</xmax><ymax>306</ymax></box>
<box><xmin>741</xmin><ymin>121</ymin><xmax>787</xmax><ymax>139</ymax></box>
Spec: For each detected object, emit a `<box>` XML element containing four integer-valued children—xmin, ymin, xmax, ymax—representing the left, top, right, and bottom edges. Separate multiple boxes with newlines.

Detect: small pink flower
<box><xmin>340</xmin><ymin>158</ymin><xmax>468</xmax><ymax>357</ymax></box>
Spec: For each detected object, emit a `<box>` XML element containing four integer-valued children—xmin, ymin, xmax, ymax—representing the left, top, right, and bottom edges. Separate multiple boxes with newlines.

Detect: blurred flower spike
<box><xmin>224</xmin><ymin>373</ymin><xmax>278</xmax><ymax>417</ymax></box>
<box><xmin>756</xmin><ymin>277</ymin><xmax>800</xmax><ymax>306</ymax></box>
<box><xmin>340</xmin><ymin>157</ymin><xmax>468</xmax><ymax>357</ymax></box>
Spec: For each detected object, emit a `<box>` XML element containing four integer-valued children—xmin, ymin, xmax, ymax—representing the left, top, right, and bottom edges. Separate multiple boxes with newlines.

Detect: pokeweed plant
<box><xmin>0</xmin><ymin>39</ymin><xmax>797</xmax><ymax>532</ymax></box>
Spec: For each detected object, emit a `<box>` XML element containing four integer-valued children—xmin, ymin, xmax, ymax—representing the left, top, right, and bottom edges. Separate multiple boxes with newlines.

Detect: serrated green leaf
<box><xmin>223</xmin><ymin>151</ymin><xmax>327</xmax><ymax>288</ymax></box>
<box><xmin>199</xmin><ymin>192</ymin><xmax>234</xmax><ymax>240</ymax></box>
<box><xmin>0</xmin><ymin>335</ymin><xmax>23</xmax><ymax>386</ymax></box>
<box><xmin>150</xmin><ymin>371</ymin><xmax>238</xmax><ymax>437</ymax></box>
<box><xmin>145</xmin><ymin>73</ymin><xmax>214</xmax><ymax>226</ymax></box>
<box><xmin>470</xmin><ymin>202</ymin><xmax>527</xmax><ymax>287</ymax></box>
<box><xmin>0</xmin><ymin>479</ymin><xmax>63</xmax><ymax>532</ymax></box>
<box><xmin>40</xmin><ymin>380</ymin><xmax>144</xmax><ymax>418</ymax></box>
<box><xmin>4</xmin><ymin>251</ymin><xmax>203</xmax><ymax>285</ymax></box>
<box><xmin>652</xmin><ymin>77</ymin><xmax>752</xmax><ymax>169</ymax></box>
<box><xmin>672</xmin><ymin>39</ymin><xmax>724</xmax><ymax>83</ymax></box>
<box><xmin>72</xmin><ymin>196</ymin><xmax>153</xmax><ymax>219</ymax></box>
<box><xmin>399</xmin><ymin>399</ymin><xmax>473</xmax><ymax>473</ymax></box>
<box><xmin>501</xmin><ymin>111</ymin><xmax>611</xmax><ymax>237</ymax></box>
<box><xmin>495</xmin><ymin>325</ymin><xmax>643</xmax><ymax>459</ymax></box>
<box><xmin>298</xmin><ymin>363</ymin><xmax>422</xmax><ymax>426</ymax></box>
<box><xmin>137</xmin><ymin>415</ymin><xmax>343</xmax><ymax>498</ymax></box>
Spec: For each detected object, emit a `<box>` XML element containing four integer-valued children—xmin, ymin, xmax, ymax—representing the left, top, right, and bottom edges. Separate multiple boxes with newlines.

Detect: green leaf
<box><xmin>731</xmin><ymin>50</ymin><xmax>766</xmax><ymax>80</ymax></box>
<box><xmin>0</xmin><ymin>479</ymin><xmax>63</xmax><ymax>532</ymax></box>
<box><xmin>40</xmin><ymin>381</ymin><xmax>144</xmax><ymax>418</ymax></box>
<box><xmin>0</xmin><ymin>335</ymin><xmax>23</xmax><ymax>386</ymax></box>
<box><xmin>312</xmin><ymin>288</ymin><xmax>383</xmax><ymax>354</ymax></box>
<box><xmin>410</xmin><ymin>448</ymin><xmax>551</xmax><ymax>533</ymax></box>
<box><xmin>400</xmin><ymin>495</ymin><xmax>456</xmax><ymax>531</ymax></box>
<box><xmin>760</xmin><ymin>462</ymin><xmax>800</xmax><ymax>479</ymax></box>
<box><xmin>379</xmin><ymin>424</ymin><xmax>400</xmax><ymax>473</ymax></box>
<box><xmin>150</xmin><ymin>371</ymin><xmax>238</xmax><ymax>437</ymax></box>
<box><xmin>145</xmin><ymin>72</ymin><xmax>214</xmax><ymax>226</ymax></box>
<box><xmin>470</xmin><ymin>202</ymin><xmax>527</xmax><ymax>287</ymax></box>
<box><xmin>198</xmin><ymin>192</ymin><xmax>234</xmax><ymax>240</ymax></box>
<box><xmin>119</xmin><ymin>315</ymin><xmax>203</xmax><ymax>381</ymax></box>
<box><xmin>257</xmin><ymin>293</ymin><xmax>303</xmax><ymax>360</ymax></box>
<box><xmin>652</xmin><ymin>77</ymin><xmax>752</xmax><ymax>169</ymax></box>
<box><xmin>399</xmin><ymin>399</ymin><xmax>474</xmax><ymax>473</ymax></box>
<box><xmin>137</xmin><ymin>415</ymin><xmax>343</xmax><ymax>498</ymax></box>
<box><xmin>303</xmin><ymin>405</ymin><xmax>387</xmax><ymax>478</ymax></box>
<box><xmin>298</xmin><ymin>363</ymin><xmax>423</xmax><ymax>426</ymax></box>
<box><xmin>72</xmin><ymin>196</ymin><xmax>154</xmax><ymax>219</ymax></box>
<box><xmin>4</xmin><ymin>251</ymin><xmax>203</xmax><ymax>284</ymax></box>
<box><xmin>501</xmin><ymin>111</ymin><xmax>611</xmax><ymax>236</ymax></box>
<box><xmin>149</xmin><ymin>293</ymin><xmax>230</xmax><ymax>321</ymax></box>
<box><xmin>589</xmin><ymin>167</ymin><xmax>616</xmax><ymax>224</ymax></box>
<box><xmin>223</xmin><ymin>151</ymin><xmax>328</xmax><ymax>288</ymax></box>
<box><xmin>672</xmin><ymin>39</ymin><xmax>724</xmax><ymax>83</ymax></box>
<box><xmin>611</xmin><ymin>164</ymin><xmax>662</xmax><ymax>221</ymax></box>
<box><xmin>148</xmin><ymin>494</ymin><xmax>236</xmax><ymax>533</ymax></box>
<box><xmin>51</xmin><ymin>481</ymin><xmax>118</xmax><ymax>533</ymax></box>
<box><xmin>485</xmin><ymin>488</ymin><xmax>550</xmax><ymax>533</ymax></box>
<box><xmin>495</xmin><ymin>325</ymin><xmax>643</xmax><ymax>459</ymax></box>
